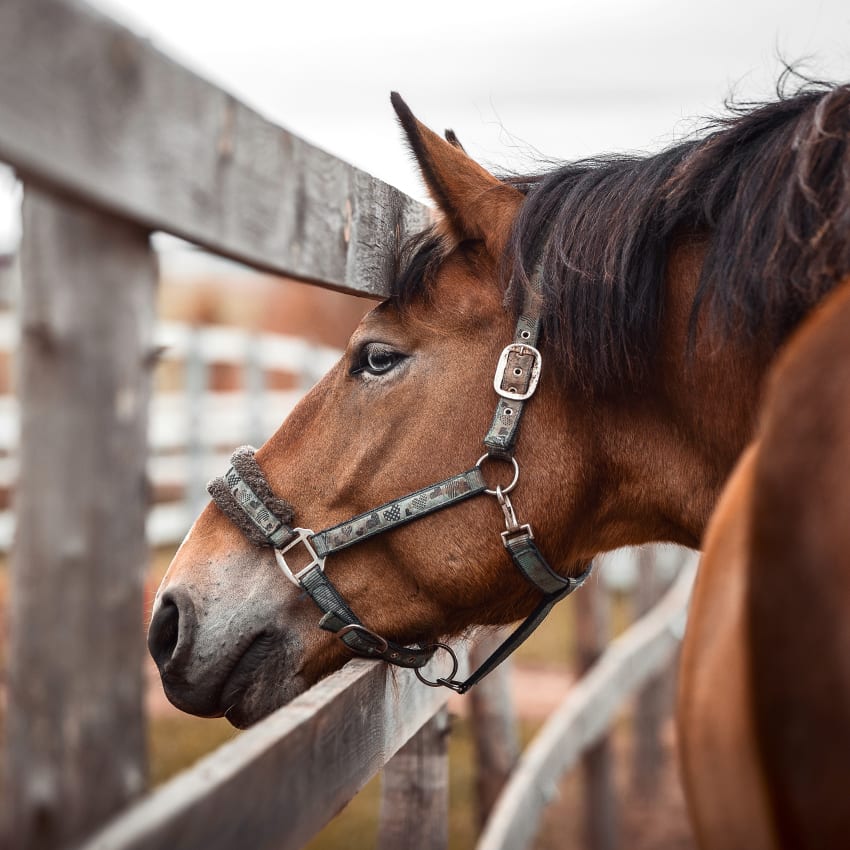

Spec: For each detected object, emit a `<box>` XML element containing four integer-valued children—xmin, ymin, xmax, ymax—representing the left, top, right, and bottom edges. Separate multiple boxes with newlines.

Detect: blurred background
<box><xmin>0</xmin><ymin>1</ymin><xmax>848</xmax><ymax>848</ymax></box>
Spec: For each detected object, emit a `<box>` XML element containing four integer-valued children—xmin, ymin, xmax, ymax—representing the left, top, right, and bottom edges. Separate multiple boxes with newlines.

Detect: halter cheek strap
<box><xmin>207</xmin><ymin>262</ymin><xmax>592</xmax><ymax>694</ymax></box>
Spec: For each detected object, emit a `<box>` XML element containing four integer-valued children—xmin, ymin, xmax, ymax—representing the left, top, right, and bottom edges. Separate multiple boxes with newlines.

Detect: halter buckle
<box><xmin>335</xmin><ymin>623</ymin><xmax>389</xmax><ymax>655</ymax></box>
<box><xmin>493</xmin><ymin>343</ymin><xmax>542</xmax><ymax>401</ymax></box>
<box><xmin>275</xmin><ymin>528</ymin><xmax>326</xmax><ymax>587</ymax></box>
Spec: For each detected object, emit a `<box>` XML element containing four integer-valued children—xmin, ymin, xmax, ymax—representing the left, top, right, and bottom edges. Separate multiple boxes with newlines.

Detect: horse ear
<box><xmin>391</xmin><ymin>93</ymin><xmax>523</xmax><ymax>257</ymax></box>
<box><xmin>444</xmin><ymin>129</ymin><xmax>465</xmax><ymax>152</ymax></box>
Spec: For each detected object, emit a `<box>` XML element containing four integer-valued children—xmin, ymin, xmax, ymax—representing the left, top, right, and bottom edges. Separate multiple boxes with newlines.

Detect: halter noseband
<box><xmin>208</xmin><ymin>266</ymin><xmax>591</xmax><ymax>694</ymax></box>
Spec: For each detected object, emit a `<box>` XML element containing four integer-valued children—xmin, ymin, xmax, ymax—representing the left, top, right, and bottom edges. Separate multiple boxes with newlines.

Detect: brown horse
<box><xmin>148</xmin><ymin>83</ymin><xmax>850</xmax><ymax>844</ymax></box>
<box><xmin>680</xmin><ymin>276</ymin><xmax>850</xmax><ymax>849</ymax></box>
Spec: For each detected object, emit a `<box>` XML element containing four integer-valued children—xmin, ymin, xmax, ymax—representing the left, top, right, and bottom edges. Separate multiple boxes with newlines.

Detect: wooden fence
<box><xmin>0</xmin><ymin>2</ymin><xmax>695</xmax><ymax>848</ymax></box>
<box><xmin>0</xmin><ymin>313</ymin><xmax>342</xmax><ymax>550</ymax></box>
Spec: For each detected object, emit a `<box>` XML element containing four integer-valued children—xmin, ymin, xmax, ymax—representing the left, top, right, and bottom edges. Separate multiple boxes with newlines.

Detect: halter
<box><xmin>208</xmin><ymin>266</ymin><xmax>591</xmax><ymax>694</ymax></box>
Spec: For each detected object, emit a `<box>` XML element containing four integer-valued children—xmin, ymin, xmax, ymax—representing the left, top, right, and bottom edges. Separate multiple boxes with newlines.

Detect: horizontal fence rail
<box><xmin>0</xmin><ymin>0</ymin><xmax>428</xmax><ymax>297</ymax></box>
<box><xmin>476</xmin><ymin>562</ymin><xmax>696</xmax><ymax>850</ymax></box>
<box><xmin>80</xmin><ymin>648</ymin><xmax>468</xmax><ymax>850</ymax></box>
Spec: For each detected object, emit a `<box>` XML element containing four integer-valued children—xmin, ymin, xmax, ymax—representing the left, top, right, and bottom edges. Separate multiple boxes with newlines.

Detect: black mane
<box><xmin>393</xmin><ymin>80</ymin><xmax>850</xmax><ymax>391</ymax></box>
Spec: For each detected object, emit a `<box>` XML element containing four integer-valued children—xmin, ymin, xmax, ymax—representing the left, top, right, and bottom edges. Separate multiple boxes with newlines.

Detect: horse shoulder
<box><xmin>746</xmin><ymin>277</ymin><xmax>850</xmax><ymax>848</ymax></box>
<box><xmin>677</xmin><ymin>442</ymin><xmax>777</xmax><ymax>850</ymax></box>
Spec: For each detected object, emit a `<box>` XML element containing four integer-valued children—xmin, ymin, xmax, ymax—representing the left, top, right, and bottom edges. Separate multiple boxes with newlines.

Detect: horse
<box><xmin>679</xmin><ymin>276</ymin><xmax>850</xmax><ymax>850</ymax></box>
<box><xmin>148</xmin><ymin>82</ymin><xmax>850</xmax><ymax>846</ymax></box>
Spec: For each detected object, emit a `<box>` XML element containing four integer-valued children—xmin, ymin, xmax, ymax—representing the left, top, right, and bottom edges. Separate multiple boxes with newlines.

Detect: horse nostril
<box><xmin>148</xmin><ymin>590</ymin><xmax>194</xmax><ymax>672</ymax></box>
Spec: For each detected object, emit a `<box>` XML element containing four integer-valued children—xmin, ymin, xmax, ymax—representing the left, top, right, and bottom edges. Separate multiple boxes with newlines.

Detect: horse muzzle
<box><xmin>147</xmin><ymin>565</ymin><xmax>309</xmax><ymax>727</ymax></box>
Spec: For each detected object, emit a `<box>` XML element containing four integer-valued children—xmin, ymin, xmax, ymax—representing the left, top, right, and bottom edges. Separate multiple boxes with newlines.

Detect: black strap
<box><xmin>434</xmin><ymin>555</ymin><xmax>592</xmax><ymax>694</ymax></box>
<box><xmin>300</xmin><ymin>566</ymin><xmax>435</xmax><ymax>668</ymax></box>
<box><xmin>483</xmin><ymin>262</ymin><xmax>544</xmax><ymax>458</ymax></box>
<box><xmin>311</xmin><ymin>468</ymin><xmax>487</xmax><ymax>558</ymax></box>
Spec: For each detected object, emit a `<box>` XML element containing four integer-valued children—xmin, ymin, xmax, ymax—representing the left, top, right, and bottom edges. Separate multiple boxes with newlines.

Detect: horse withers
<box><xmin>148</xmin><ymin>84</ymin><xmax>850</xmax><ymax>847</ymax></box>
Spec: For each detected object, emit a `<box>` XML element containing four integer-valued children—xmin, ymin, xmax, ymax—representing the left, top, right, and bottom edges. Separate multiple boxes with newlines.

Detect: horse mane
<box><xmin>391</xmin><ymin>78</ymin><xmax>850</xmax><ymax>392</ymax></box>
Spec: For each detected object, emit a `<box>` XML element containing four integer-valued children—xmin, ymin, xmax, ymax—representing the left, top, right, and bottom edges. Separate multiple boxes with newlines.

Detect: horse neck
<box><xmin>592</xmin><ymin>240</ymin><xmax>773</xmax><ymax>549</ymax></box>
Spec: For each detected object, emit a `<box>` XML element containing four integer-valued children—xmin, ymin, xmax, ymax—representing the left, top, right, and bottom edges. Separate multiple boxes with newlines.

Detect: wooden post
<box><xmin>377</xmin><ymin>707</ymin><xmax>450</xmax><ymax>850</ymax></box>
<box><xmin>632</xmin><ymin>546</ymin><xmax>669</xmax><ymax>798</ymax></box>
<box><xmin>4</xmin><ymin>187</ymin><xmax>156</xmax><ymax>849</ymax></box>
<box><xmin>468</xmin><ymin>634</ymin><xmax>520</xmax><ymax>829</ymax></box>
<box><xmin>575</xmin><ymin>572</ymin><xmax>619</xmax><ymax>850</ymax></box>
<box><xmin>184</xmin><ymin>326</ymin><xmax>207</xmax><ymax>516</ymax></box>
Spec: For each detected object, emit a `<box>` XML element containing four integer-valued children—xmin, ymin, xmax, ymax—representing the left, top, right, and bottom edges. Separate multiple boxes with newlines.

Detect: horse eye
<box><xmin>352</xmin><ymin>343</ymin><xmax>406</xmax><ymax>377</ymax></box>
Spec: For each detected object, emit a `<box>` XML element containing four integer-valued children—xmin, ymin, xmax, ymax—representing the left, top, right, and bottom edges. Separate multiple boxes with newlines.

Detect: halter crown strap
<box><xmin>483</xmin><ymin>263</ymin><xmax>544</xmax><ymax>458</ymax></box>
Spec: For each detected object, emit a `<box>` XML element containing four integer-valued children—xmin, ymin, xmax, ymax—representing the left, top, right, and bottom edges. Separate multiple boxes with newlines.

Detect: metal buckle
<box><xmin>336</xmin><ymin>623</ymin><xmax>389</xmax><ymax>655</ymax></box>
<box><xmin>493</xmin><ymin>343</ymin><xmax>542</xmax><ymax>401</ymax></box>
<box><xmin>274</xmin><ymin>528</ymin><xmax>325</xmax><ymax>587</ymax></box>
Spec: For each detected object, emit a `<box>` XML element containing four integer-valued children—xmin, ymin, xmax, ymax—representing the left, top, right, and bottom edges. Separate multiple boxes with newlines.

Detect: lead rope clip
<box><xmin>494</xmin><ymin>485</ymin><xmax>534</xmax><ymax>546</ymax></box>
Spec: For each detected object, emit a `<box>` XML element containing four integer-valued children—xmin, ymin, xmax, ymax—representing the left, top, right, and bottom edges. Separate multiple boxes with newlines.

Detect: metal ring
<box><xmin>414</xmin><ymin>642</ymin><xmax>460</xmax><ymax>688</ymax></box>
<box><xmin>475</xmin><ymin>453</ymin><xmax>520</xmax><ymax>495</ymax></box>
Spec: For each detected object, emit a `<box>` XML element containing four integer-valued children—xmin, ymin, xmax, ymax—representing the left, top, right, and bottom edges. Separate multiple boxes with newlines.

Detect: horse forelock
<box><xmin>393</xmin><ymin>77</ymin><xmax>850</xmax><ymax>395</ymax></box>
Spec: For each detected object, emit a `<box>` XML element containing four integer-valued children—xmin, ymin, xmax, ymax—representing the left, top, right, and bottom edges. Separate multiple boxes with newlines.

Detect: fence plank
<box><xmin>468</xmin><ymin>634</ymin><xmax>520</xmax><ymax>829</ymax></box>
<box><xmin>575</xmin><ymin>577</ymin><xmax>619</xmax><ymax>850</ymax></box>
<box><xmin>79</xmin><ymin>651</ymin><xmax>467</xmax><ymax>850</ymax></box>
<box><xmin>632</xmin><ymin>546</ymin><xmax>669</xmax><ymax>796</ymax></box>
<box><xmin>3</xmin><ymin>187</ymin><xmax>156</xmax><ymax>848</ymax></box>
<box><xmin>0</xmin><ymin>314</ymin><xmax>343</xmax><ymax>373</ymax></box>
<box><xmin>377</xmin><ymin>707</ymin><xmax>450</xmax><ymax>850</ymax></box>
<box><xmin>0</xmin><ymin>0</ymin><xmax>428</xmax><ymax>297</ymax></box>
<box><xmin>476</xmin><ymin>563</ymin><xmax>696</xmax><ymax>850</ymax></box>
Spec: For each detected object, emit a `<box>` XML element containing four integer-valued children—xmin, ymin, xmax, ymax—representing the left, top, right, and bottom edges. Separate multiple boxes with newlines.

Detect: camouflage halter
<box><xmin>208</xmin><ymin>267</ymin><xmax>591</xmax><ymax>694</ymax></box>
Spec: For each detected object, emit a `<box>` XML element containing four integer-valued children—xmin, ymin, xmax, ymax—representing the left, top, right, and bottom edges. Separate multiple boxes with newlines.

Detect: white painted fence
<box><xmin>0</xmin><ymin>311</ymin><xmax>341</xmax><ymax>549</ymax></box>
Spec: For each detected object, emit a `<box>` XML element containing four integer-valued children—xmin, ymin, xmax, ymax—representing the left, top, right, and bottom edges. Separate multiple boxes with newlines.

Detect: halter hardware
<box><xmin>275</xmin><ymin>528</ymin><xmax>325</xmax><ymax>586</ymax></box>
<box><xmin>208</xmin><ymin>261</ymin><xmax>592</xmax><ymax>694</ymax></box>
<box><xmin>476</xmin><ymin>453</ymin><xmax>520</xmax><ymax>495</ymax></box>
<box><xmin>336</xmin><ymin>623</ymin><xmax>389</xmax><ymax>655</ymax></box>
<box><xmin>414</xmin><ymin>642</ymin><xmax>461</xmax><ymax>690</ymax></box>
<box><xmin>493</xmin><ymin>343</ymin><xmax>542</xmax><ymax>401</ymax></box>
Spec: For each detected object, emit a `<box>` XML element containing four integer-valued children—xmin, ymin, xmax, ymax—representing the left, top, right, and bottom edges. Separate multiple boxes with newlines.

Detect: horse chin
<box><xmin>156</xmin><ymin>622</ymin><xmax>311</xmax><ymax>729</ymax></box>
<box><xmin>223</xmin><ymin>672</ymin><xmax>308</xmax><ymax>729</ymax></box>
<box><xmin>216</xmin><ymin>635</ymin><xmax>310</xmax><ymax>728</ymax></box>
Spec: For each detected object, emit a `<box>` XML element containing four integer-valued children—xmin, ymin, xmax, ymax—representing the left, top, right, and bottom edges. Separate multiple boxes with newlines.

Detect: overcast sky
<box><xmin>2</xmin><ymin>0</ymin><xmax>849</xmax><ymax>251</ymax></box>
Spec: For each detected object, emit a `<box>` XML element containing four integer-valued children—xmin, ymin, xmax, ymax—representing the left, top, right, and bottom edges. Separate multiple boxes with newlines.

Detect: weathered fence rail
<box><xmin>0</xmin><ymin>0</ymin><xmax>427</xmax><ymax>296</ymax></box>
<box><xmin>477</xmin><ymin>562</ymin><xmax>696</xmax><ymax>850</ymax></box>
<box><xmin>80</xmin><ymin>653</ymin><xmax>468</xmax><ymax>850</ymax></box>
<box><xmin>0</xmin><ymin>2</ymin><xmax>693</xmax><ymax>849</ymax></box>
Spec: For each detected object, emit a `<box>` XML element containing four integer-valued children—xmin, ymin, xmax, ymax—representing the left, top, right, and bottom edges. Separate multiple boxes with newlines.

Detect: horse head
<box><xmin>147</xmin><ymin>98</ymin><xmax>606</xmax><ymax>726</ymax></box>
<box><xmin>147</xmin><ymin>93</ymin><xmax>748</xmax><ymax>727</ymax></box>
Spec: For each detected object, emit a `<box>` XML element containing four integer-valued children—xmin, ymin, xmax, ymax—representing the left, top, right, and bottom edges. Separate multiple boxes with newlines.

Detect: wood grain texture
<box><xmin>476</xmin><ymin>565</ymin><xmax>695</xmax><ymax>850</ymax></box>
<box><xmin>632</xmin><ymin>547</ymin><xmax>671</xmax><ymax>797</ymax></box>
<box><xmin>0</xmin><ymin>0</ymin><xmax>428</xmax><ymax>297</ymax></box>
<box><xmin>575</xmin><ymin>578</ymin><xmax>619</xmax><ymax>850</ymax></box>
<box><xmin>377</xmin><ymin>707</ymin><xmax>450</xmax><ymax>850</ymax></box>
<box><xmin>468</xmin><ymin>633</ymin><xmax>520</xmax><ymax>829</ymax></box>
<box><xmin>3</xmin><ymin>188</ymin><xmax>157</xmax><ymax>849</ymax></box>
<box><xmin>79</xmin><ymin>651</ymin><xmax>467</xmax><ymax>850</ymax></box>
